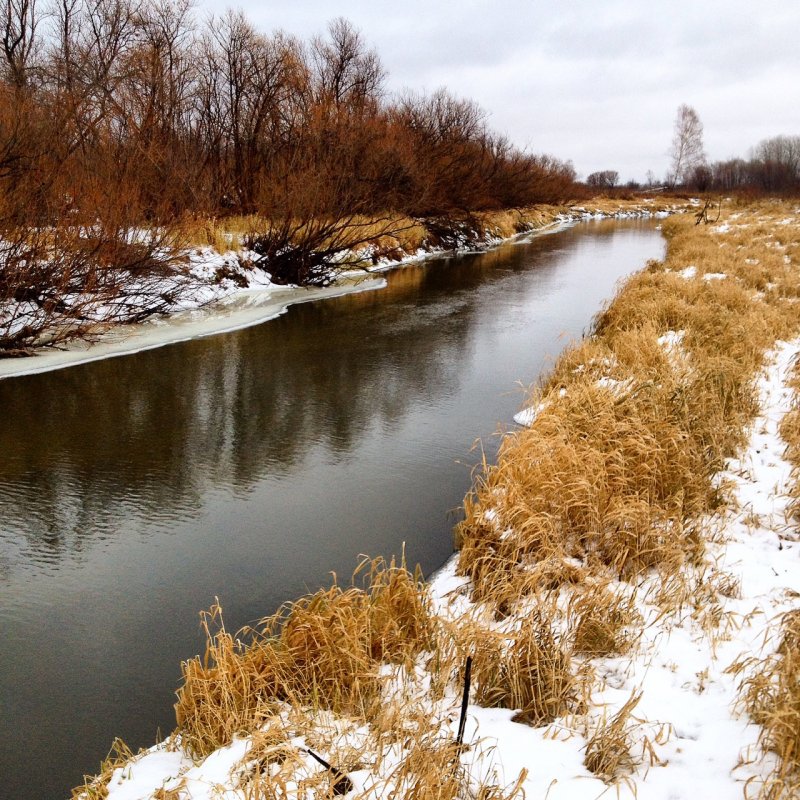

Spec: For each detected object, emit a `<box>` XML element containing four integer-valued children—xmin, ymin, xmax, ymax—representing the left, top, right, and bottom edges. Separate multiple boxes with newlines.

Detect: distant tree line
<box><xmin>584</xmin><ymin>102</ymin><xmax>798</xmax><ymax>196</ymax></box>
<box><xmin>659</xmin><ymin>134</ymin><xmax>800</xmax><ymax>195</ymax></box>
<box><xmin>587</xmin><ymin>134</ymin><xmax>800</xmax><ymax>195</ymax></box>
<box><xmin>585</xmin><ymin>170</ymin><xmax>619</xmax><ymax>189</ymax></box>
<box><xmin>664</xmin><ymin>106</ymin><xmax>799</xmax><ymax>194</ymax></box>
<box><xmin>697</xmin><ymin>135</ymin><xmax>800</xmax><ymax>194</ymax></box>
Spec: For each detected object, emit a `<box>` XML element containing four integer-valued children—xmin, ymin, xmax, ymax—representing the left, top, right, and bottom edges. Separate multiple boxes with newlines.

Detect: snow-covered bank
<box><xmin>430</xmin><ymin>339</ymin><xmax>800</xmax><ymax>800</ymax></box>
<box><xmin>73</xmin><ymin>203</ymin><xmax>800</xmax><ymax>800</ymax></box>
<box><xmin>0</xmin><ymin>276</ymin><xmax>386</xmax><ymax>380</ymax></box>
<box><xmin>86</xmin><ymin>339</ymin><xmax>800</xmax><ymax>800</ymax></box>
<box><xmin>0</xmin><ymin>200</ymin><xmax>688</xmax><ymax>380</ymax></box>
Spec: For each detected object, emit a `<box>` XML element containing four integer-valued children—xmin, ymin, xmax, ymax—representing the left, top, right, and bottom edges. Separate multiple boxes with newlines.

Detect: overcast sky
<box><xmin>198</xmin><ymin>0</ymin><xmax>800</xmax><ymax>182</ymax></box>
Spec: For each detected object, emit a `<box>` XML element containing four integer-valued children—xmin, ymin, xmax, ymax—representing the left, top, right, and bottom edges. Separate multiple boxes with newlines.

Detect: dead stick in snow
<box><xmin>305</xmin><ymin>748</ymin><xmax>354</xmax><ymax>795</ymax></box>
<box><xmin>455</xmin><ymin>655</ymin><xmax>473</xmax><ymax>751</ymax></box>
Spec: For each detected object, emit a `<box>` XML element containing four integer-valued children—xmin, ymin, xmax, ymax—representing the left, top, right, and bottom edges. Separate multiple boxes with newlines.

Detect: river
<box><xmin>0</xmin><ymin>218</ymin><xmax>664</xmax><ymax>799</ymax></box>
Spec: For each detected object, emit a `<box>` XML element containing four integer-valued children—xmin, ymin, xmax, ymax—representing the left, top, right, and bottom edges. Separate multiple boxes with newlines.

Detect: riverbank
<box><xmin>0</xmin><ymin>199</ymin><xmax>687</xmax><ymax>381</ymax></box>
<box><xmin>73</xmin><ymin>200</ymin><xmax>800</xmax><ymax>800</ymax></box>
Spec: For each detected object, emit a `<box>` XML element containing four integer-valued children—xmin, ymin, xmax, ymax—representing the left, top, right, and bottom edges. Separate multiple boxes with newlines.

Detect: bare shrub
<box><xmin>0</xmin><ymin>220</ymin><xmax>190</xmax><ymax>354</ymax></box>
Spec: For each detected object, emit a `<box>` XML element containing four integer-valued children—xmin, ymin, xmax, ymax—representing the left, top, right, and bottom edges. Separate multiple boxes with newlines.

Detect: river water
<box><xmin>0</xmin><ymin>219</ymin><xmax>664</xmax><ymax>799</ymax></box>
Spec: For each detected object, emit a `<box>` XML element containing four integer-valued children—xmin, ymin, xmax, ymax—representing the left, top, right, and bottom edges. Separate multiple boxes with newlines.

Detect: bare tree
<box><xmin>669</xmin><ymin>104</ymin><xmax>705</xmax><ymax>187</ymax></box>
<box><xmin>310</xmin><ymin>17</ymin><xmax>385</xmax><ymax>110</ymax></box>
<box><xmin>586</xmin><ymin>170</ymin><xmax>619</xmax><ymax>189</ymax></box>
<box><xmin>1</xmin><ymin>0</ymin><xmax>38</xmax><ymax>89</ymax></box>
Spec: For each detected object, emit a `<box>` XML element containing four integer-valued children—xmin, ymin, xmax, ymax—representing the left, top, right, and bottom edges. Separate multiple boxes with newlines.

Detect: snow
<box><xmin>513</xmin><ymin>404</ymin><xmax>543</xmax><ymax>427</ymax></box>
<box><xmin>0</xmin><ymin>277</ymin><xmax>388</xmax><ymax>380</ymax></box>
<box><xmin>93</xmin><ymin>335</ymin><xmax>800</xmax><ymax>799</ymax></box>
<box><xmin>2</xmin><ymin>202</ymin><xmax>690</xmax><ymax>380</ymax></box>
<box><xmin>657</xmin><ymin>329</ymin><xmax>685</xmax><ymax>352</ymax></box>
<box><xmin>514</xmin><ymin>388</ymin><xmax>566</xmax><ymax>427</ymax></box>
<box><xmin>677</xmin><ymin>265</ymin><xmax>697</xmax><ymax>279</ymax></box>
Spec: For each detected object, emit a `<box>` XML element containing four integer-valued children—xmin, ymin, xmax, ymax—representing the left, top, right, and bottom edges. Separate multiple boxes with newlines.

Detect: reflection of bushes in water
<box><xmin>0</xmin><ymin>220</ymin><xmax>634</xmax><ymax>563</ymax></box>
<box><xmin>0</xmin><ymin>264</ymin><xmax>484</xmax><ymax>561</ymax></box>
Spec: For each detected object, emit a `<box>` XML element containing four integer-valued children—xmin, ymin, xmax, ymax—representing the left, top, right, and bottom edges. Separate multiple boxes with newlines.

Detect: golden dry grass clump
<box><xmin>439</xmin><ymin>602</ymin><xmax>580</xmax><ymax>727</ymax></box>
<box><xmin>779</xmin><ymin>361</ymin><xmax>800</xmax><ymax>524</ymax></box>
<box><xmin>457</xmin><ymin>206</ymin><xmax>800</xmax><ymax>612</ymax></box>
<box><xmin>738</xmin><ymin>610</ymin><xmax>800</xmax><ymax>800</ymax></box>
<box><xmin>568</xmin><ymin>582</ymin><xmax>641</xmax><ymax>658</ymax></box>
<box><xmin>175</xmin><ymin>556</ymin><xmax>435</xmax><ymax>758</ymax></box>
<box><xmin>583</xmin><ymin>691</ymin><xmax>643</xmax><ymax>782</ymax></box>
<box><xmin>457</xmin><ymin>375</ymin><xmax>708</xmax><ymax>602</ymax></box>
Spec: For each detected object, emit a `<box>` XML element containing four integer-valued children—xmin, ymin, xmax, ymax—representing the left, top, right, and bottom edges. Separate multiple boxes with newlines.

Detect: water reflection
<box><xmin>0</xmin><ymin>237</ymin><xmax>567</xmax><ymax>572</ymax></box>
<box><xmin>0</xmin><ymin>219</ymin><xmax>663</xmax><ymax>800</ymax></box>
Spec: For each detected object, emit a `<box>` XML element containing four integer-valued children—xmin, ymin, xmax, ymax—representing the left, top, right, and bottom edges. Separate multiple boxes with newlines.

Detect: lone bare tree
<box><xmin>669</xmin><ymin>104</ymin><xmax>705</xmax><ymax>187</ymax></box>
<box><xmin>586</xmin><ymin>170</ymin><xmax>619</xmax><ymax>189</ymax></box>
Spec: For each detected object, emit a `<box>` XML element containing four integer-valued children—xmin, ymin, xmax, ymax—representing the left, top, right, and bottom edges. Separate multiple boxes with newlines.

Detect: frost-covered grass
<box><xmin>73</xmin><ymin>199</ymin><xmax>800</xmax><ymax>800</ymax></box>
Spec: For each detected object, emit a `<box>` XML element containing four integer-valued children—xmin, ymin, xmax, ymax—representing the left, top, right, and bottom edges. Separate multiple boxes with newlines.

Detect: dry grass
<box><xmin>583</xmin><ymin>691</ymin><xmax>642</xmax><ymax>782</ymax></box>
<box><xmin>568</xmin><ymin>582</ymin><xmax>641</xmax><ymax>658</ymax></box>
<box><xmin>474</xmin><ymin>205</ymin><xmax>571</xmax><ymax>239</ymax></box>
<box><xmin>177</xmin><ymin>214</ymin><xmax>266</xmax><ymax>253</ymax></box>
<box><xmin>439</xmin><ymin>607</ymin><xmax>579</xmax><ymax>727</ymax></box>
<box><xmin>347</xmin><ymin>739</ymin><xmax>528</xmax><ymax>800</ymax></box>
<box><xmin>457</xmin><ymin>373</ymin><xmax>708</xmax><ymax>601</ymax></box>
<box><xmin>737</xmin><ymin>610</ymin><xmax>800</xmax><ymax>800</ymax></box>
<box><xmin>78</xmin><ymin>200</ymin><xmax>800</xmax><ymax>798</ymax></box>
<box><xmin>71</xmin><ymin>738</ymin><xmax>135</xmax><ymax>800</ymax></box>
<box><xmin>457</xmin><ymin>205</ymin><xmax>800</xmax><ymax>612</ymax></box>
<box><xmin>175</xmin><ymin>556</ymin><xmax>434</xmax><ymax>758</ymax></box>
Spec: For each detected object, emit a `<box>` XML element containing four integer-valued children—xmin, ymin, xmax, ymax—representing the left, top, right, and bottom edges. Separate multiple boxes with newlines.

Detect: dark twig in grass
<box><xmin>455</xmin><ymin>655</ymin><xmax>473</xmax><ymax>752</ymax></box>
<box><xmin>305</xmin><ymin>748</ymin><xmax>354</xmax><ymax>796</ymax></box>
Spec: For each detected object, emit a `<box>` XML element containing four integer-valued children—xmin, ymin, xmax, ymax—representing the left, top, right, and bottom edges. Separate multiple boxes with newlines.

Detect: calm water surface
<box><xmin>0</xmin><ymin>220</ymin><xmax>664</xmax><ymax>798</ymax></box>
